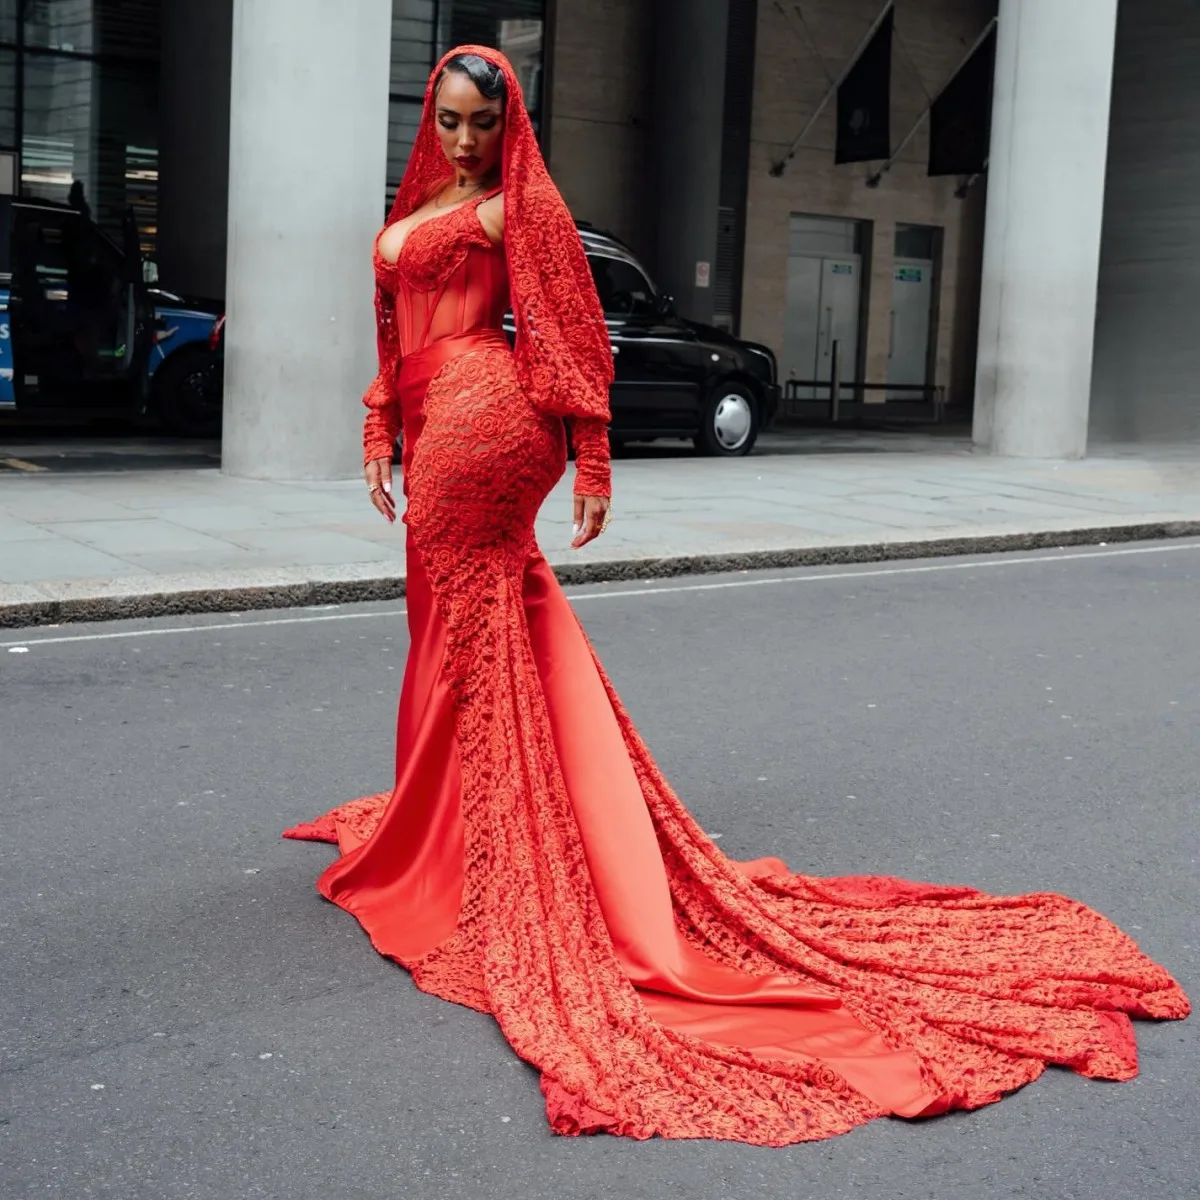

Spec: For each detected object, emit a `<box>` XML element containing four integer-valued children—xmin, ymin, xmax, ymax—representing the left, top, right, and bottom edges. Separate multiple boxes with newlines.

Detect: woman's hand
<box><xmin>572</xmin><ymin>494</ymin><xmax>610</xmax><ymax>548</ymax></box>
<box><xmin>365</xmin><ymin>456</ymin><xmax>396</xmax><ymax>523</ymax></box>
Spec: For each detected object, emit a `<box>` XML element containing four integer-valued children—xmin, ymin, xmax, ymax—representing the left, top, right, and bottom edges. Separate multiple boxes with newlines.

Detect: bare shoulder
<box><xmin>477</xmin><ymin>191</ymin><xmax>505</xmax><ymax>244</ymax></box>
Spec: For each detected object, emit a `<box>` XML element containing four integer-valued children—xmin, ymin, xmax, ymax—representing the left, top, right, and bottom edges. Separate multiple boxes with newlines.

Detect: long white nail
<box><xmin>572</xmin><ymin>522</ymin><xmax>582</xmax><ymax>539</ymax></box>
<box><xmin>383</xmin><ymin>481</ymin><xmax>392</xmax><ymax>495</ymax></box>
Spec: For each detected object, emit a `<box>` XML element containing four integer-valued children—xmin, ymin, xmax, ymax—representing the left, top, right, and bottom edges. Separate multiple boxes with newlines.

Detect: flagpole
<box><xmin>769</xmin><ymin>0</ymin><xmax>895</xmax><ymax>178</ymax></box>
<box><xmin>864</xmin><ymin>16</ymin><xmax>997</xmax><ymax>188</ymax></box>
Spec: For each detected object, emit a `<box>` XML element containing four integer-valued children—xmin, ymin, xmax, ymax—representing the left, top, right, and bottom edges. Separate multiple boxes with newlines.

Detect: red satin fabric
<box><xmin>310</xmin><ymin>516</ymin><xmax>942</xmax><ymax>1119</ymax></box>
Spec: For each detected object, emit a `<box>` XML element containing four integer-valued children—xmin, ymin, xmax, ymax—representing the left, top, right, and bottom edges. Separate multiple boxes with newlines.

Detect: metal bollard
<box><xmin>829</xmin><ymin>340</ymin><xmax>841</xmax><ymax>423</ymax></box>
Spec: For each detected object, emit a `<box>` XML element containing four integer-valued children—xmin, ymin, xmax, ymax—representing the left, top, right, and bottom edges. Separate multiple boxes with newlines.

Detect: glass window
<box><xmin>789</xmin><ymin>213</ymin><xmax>864</xmax><ymax>257</ymax></box>
<box><xmin>21</xmin><ymin>209</ymin><xmax>74</xmax><ymax>292</ymax></box>
<box><xmin>21</xmin><ymin>53</ymin><xmax>94</xmax><ymax>202</ymax></box>
<box><xmin>24</xmin><ymin>0</ymin><xmax>96</xmax><ymax>54</ymax></box>
<box><xmin>0</xmin><ymin>0</ymin><xmax>17</xmax><ymax>44</ymax></box>
<box><xmin>440</xmin><ymin>0</ymin><xmax>543</xmax><ymax>58</ymax></box>
<box><xmin>24</xmin><ymin>0</ymin><xmax>159</xmax><ymax>60</ymax></box>
<box><xmin>496</xmin><ymin>17</ymin><xmax>543</xmax><ymax>116</ymax></box>
<box><xmin>16</xmin><ymin>206</ymin><xmax>129</xmax><ymax>370</ymax></box>
<box><xmin>385</xmin><ymin>97</ymin><xmax>423</xmax><ymax>217</ymax></box>
<box><xmin>387</xmin><ymin>0</ymin><xmax>548</xmax><ymax>211</ymax></box>
<box><xmin>0</xmin><ymin>47</ymin><xmax>16</xmax><ymax>150</ymax></box>
<box><xmin>589</xmin><ymin>255</ymin><xmax>656</xmax><ymax>317</ymax></box>
<box><xmin>392</xmin><ymin>0</ymin><xmax>436</xmax><ymax>95</ymax></box>
<box><xmin>439</xmin><ymin>4</ymin><xmax>545</xmax><ymax>127</ymax></box>
<box><xmin>895</xmin><ymin>223</ymin><xmax>939</xmax><ymax>260</ymax></box>
<box><xmin>22</xmin><ymin>54</ymin><xmax>157</xmax><ymax>250</ymax></box>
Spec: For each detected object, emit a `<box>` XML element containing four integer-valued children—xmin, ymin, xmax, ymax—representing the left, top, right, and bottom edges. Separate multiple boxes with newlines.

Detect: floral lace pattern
<box><xmin>287</xmin><ymin>45</ymin><xmax>1189</xmax><ymax>1146</ymax></box>
<box><xmin>362</xmin><ymin>43</ymin><xmax>613</xmax><ymax>496</ymax></box>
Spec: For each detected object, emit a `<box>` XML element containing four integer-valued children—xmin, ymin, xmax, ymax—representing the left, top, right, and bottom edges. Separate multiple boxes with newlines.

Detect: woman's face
<box><xmin>435</xmin><ymin>70</ymin><xmax>504</xmax><ymax>183</ymax></box>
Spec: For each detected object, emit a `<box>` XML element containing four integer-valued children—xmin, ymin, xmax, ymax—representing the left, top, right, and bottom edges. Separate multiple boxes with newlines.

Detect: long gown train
<box><xmin>286</xmin><ymin>187</ymin><xmax>1188</xmax><ymax>1146</ymax></box>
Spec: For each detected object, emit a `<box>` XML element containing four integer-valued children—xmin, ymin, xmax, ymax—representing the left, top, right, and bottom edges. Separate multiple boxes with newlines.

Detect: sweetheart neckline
<box><xmin>375</xmin><ymin>191</ymin><xmax>500</xmax><ymax>266</ymax></box>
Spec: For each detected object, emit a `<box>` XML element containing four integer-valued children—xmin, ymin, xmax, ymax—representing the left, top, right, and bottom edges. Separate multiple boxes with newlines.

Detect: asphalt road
<box><xmin>2</xmin><ymin>542</ymin><xmax>1197</xmax><ymax>1200</ymax></box>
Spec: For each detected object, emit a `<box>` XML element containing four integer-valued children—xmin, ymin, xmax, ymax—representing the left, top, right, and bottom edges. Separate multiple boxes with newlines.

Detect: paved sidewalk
<box><xmin>3</xmin><ymin>428</ymin><xmax>1200</xmax><ymax>626</ymax></box>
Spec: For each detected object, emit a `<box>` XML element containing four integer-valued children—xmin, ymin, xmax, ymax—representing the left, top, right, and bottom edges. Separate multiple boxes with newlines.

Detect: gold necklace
<box><xmin>434</xmin><ymin>174</ymin><xmax>498</xmax><ymax>208</ymax></box>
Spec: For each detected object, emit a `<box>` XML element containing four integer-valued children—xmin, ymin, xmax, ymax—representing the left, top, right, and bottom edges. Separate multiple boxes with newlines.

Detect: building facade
<box><xmin>0</xmin><ymin>0</ymin><xmax>159</xmax><ymax>247</ymax></box>
<box><xmin>547</xmin><ymin>0</ymin><xmax>992</xmax><ymax>418</ymax></box>
<box><xmin>549</xmin><ymin>0</ymin><xmax>1200</xmax><ymax>455</ymax></box>
<box><xmin>2</xmin><ymin>0</ymin><xmax>1196</xmax><ymax>475</ymax></box>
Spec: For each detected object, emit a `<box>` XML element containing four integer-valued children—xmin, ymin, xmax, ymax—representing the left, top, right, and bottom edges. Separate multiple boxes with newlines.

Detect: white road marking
<box><xmin>2</xmin><ymin>539</ymin><xmax>1198</xmax><ymax>650</ymax></box>
<box><xmin>1</xmin><ymin>607</ymin><xmax>408</xmax><ymax>648</ymax></box>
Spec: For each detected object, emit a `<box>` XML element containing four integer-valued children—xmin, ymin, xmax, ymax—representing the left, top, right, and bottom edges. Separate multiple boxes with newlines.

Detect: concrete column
<box><xmin>222</xmin><ymin>0</ymin><xmax>392</xmax><ymax>481</ymax></box>
<box><xmin>972</xmin><ymin>0</ymin><xmax>1119</xmax><ymax>458</ymax></box>
<box><xmin>158</xmin><ymin>0</ymin><xmax>233</xmax><ymax>300</ymax></box>
<box><xmin>652</xmin><ymin>0</ymin><xmax>728</xmax><ymax>324</ymax></box>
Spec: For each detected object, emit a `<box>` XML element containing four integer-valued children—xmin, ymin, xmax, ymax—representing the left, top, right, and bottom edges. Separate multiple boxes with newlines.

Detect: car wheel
<box><xmin>695</xmin><ymin>382</ymin><xmax>758</xmax><ymax>456</ymax></box>
<box><xmin>156</xmin><ymin>345</ymin><xmax>223</xmax><ymax>438</ymax></box>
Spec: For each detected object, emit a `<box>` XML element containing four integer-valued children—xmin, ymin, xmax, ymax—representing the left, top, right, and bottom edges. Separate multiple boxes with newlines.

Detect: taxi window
<box><xmin>28</xmin><ymin>213</ymin><xmax>73</xmax><ymax>299</ymax></box>
<box><xmin>588</xmin><ymin>254</ymin><xmax>656</xmax><ymax>317</ymax></box>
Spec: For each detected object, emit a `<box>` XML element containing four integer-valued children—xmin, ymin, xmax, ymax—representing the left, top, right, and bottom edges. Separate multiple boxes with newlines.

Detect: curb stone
<box><xmin>2</xmin><ymin>518</ymin><xmax>1199</xmax><ymax>630</ymax></box>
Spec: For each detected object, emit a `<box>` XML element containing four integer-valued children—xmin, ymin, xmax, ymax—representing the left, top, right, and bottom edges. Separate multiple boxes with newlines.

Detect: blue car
<box><xmin>0</xmin><ymin>196</ymin><xmax>223</xmax><ymax>436</ymax></box>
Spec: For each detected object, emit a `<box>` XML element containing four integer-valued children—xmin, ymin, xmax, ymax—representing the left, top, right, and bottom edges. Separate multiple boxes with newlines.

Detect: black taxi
<box><xmin>577</xmin><ymin>224</ymin><xmax>779</xmax><ymax>455</ymax></box>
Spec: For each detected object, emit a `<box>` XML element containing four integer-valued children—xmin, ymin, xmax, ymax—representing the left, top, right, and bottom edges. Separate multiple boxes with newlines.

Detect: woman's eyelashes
<box><xmin>438</xmin><ymin>117</ymin><xmax>498</xmax><ymax>131</ymax></box>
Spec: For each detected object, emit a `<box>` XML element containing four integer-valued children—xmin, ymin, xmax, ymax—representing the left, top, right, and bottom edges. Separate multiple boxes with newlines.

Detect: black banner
<box><xmin>928</xmin><ymin>26</ymin><xmax>997</xmax><ymax>176</ymax></box>
<box><xmin>835</xmin><ymin>8</ymin><xmax>894</xmax><ymax>165</ymax></box>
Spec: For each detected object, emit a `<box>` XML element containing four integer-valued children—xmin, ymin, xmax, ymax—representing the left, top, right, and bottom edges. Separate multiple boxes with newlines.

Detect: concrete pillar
<box><xmin>652</xmin><ymin>0</ymin><xmax>728</xmax><ymax>325</ymax></box>
<box><xmin>222</xmin><ymin>0</ymin><xmax>392</xmax><ymax>481</ymax></box>
<box><xmin>972</xmin><ymin>0</ymin><xmax>1119</xmax><ymax>458</ymax></box>
<box><xmin>158</xmin><ymin>0</ymin><xmax>233</xmax><ymax>300</ymax></box>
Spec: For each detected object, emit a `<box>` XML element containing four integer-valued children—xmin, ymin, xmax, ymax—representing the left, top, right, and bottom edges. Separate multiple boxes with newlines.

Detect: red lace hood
<box><xmin>386</xmin><ymin>44</ymin><xmax>613</xmax><ymax>423</ymax></box>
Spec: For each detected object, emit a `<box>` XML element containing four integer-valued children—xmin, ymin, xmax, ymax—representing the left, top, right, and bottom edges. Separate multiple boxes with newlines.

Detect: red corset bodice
<box><xmin>374</xmin><ymin>197</ymin><xmax>507</xmax><ymax>357</ymax></box>
<box><xmin>362</xmin><ymin>192</ymin><xmax>612</xmax><ymax>497</ymax></box>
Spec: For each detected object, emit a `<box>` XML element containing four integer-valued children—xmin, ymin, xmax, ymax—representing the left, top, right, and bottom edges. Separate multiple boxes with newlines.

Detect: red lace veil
<box><xmin>382</xmin><ymin>44</ymin><xmax>613</xmax><ymax>424</ymax></box>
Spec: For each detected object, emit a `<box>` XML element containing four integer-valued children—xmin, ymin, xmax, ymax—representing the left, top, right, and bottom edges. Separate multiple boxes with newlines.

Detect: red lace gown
<box><xmin>285</xmin><ymin>195</ymin><xmax>1189</xmax><ymax>1145</ymax></box>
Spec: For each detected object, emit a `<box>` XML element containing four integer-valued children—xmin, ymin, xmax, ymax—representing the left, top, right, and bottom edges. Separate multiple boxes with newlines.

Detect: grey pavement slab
<box><xmin>146</xmin><ymin>504</ymin><xmax>310</xmax><ymax>534</ymax></box>
<box><xmin>44</xmin><ymin>518</ymin><xmax>239</xmax><ymax>556</ymax></box>
<box><xmin>0</xmin><ymin>539</ymin><xmax>154</xmax><ymax>585</ymax></box>
<box><xmin>0</xmin><ymin>518</ymin><xmax>60</xmax><ymax>543</ymax></box>
<box><xmin>3</xmin><ymin>429</ymin><xmax>1200</xmax><ymax>625</ymax></box>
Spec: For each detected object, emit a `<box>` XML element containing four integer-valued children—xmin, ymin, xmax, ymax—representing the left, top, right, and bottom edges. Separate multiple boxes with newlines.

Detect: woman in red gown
<box><xmin>285</xmin><ymin>46</ymin><xmax>1189</xmax><ymax>1145</ymax></box>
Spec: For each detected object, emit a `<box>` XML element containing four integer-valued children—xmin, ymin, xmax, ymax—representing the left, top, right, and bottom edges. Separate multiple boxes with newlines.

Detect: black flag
<box><xmin>835</xmin><ymin>7</ymin><xmax>894</xmax><ymax>165</ymax></box>
<box><xmin>928</xmin><ymin>26</ymin><xmax>997</xmax><ymax>176</ymax></box>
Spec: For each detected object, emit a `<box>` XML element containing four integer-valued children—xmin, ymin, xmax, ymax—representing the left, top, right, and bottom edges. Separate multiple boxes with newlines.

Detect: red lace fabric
<box><xmin>287</xmin><ymin>46</ymin><xmax>1189</xmax><ymax>1147</ymax></box>
<box><xmin>361</xmin><ymin>44</ymin><xmax>612</xmax><ymax>498</ymax></box>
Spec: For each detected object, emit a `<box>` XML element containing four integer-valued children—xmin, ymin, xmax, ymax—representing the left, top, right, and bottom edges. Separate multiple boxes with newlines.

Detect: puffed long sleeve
<box><xmin>362</xmin><ymin>285</ymin><xmax>402</xmax><ymax>466</ymax></box>
<box><xmin>570</xmin><ymin>416</ymin><xmax>612</xmax><ymax>498</ymax></box>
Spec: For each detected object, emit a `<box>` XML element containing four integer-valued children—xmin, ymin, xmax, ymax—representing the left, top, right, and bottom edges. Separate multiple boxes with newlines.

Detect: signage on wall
<box><xmin>896</xmin><ymin>267</ymin><xmax>923</xmax><ymax>282</ymax></box>
<box><xmin>694</xmin><ymin>261</ymin><xmax>711</xmax><ymax>288</ymax></box>
<box><xmin>831</xmin><ymin>263</ymin><xmax>853</xmax><ymax>275</ymax></box>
